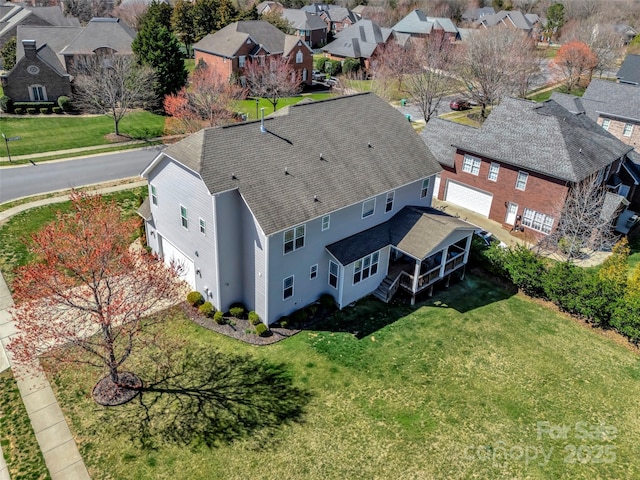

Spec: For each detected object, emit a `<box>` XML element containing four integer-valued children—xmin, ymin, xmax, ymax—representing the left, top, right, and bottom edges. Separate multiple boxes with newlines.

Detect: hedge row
<box><xmin>473</xmin><ymin>238</ymin><xmax>640</xmax><ymax>344</ymax></box>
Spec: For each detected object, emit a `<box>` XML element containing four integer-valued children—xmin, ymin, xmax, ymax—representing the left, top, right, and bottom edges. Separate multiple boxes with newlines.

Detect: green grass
<box><xmin>234</xmin><ymin>93</ymin><xmax>336</xmax><ymax>120</ymax></box>
<box><xmin>0</xmin><ymin>371</ymin><xmax>50</xmax><ymax>480</ymax></box>
<box><xmin>43</xmin><ymin>276</ymin><xmax>640</xmax><ymax>479</ymax></box>
<box><xmin>0</xmin><ymin>111</ymin><xmax>166</xmax><ymax>157</ymax></box>
<box><xmin>0</xmin><ymin>187</ymin><xmax>146</xmax><ymax>288</ymax></box>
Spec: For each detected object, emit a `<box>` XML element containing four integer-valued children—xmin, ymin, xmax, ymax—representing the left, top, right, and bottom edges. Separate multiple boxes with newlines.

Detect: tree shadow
<box><xmin>308</xmin><ymin>272</ymin><xmax>517</xmax><ymax>339</ymax></box>
<box><xmin>100</xmin><ymin>345</ymin><xmax>311</xmax><ymax>449</ymax></box>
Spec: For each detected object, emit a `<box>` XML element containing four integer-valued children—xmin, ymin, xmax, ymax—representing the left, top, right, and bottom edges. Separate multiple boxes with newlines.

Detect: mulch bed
<box><xmin>180</xmin><ymin>303</ymin><xmax>301</xmax><ymax>346</ymax></box>
<box><xmin>92</xmin><ymin>372</ymin><xmax>142</xmax><ymax>406</ymax></box>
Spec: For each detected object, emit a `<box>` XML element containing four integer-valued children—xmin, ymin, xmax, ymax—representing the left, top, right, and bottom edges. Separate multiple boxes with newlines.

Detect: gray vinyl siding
<box><xmin>240</xmin><ymin>197</ymin><xmax>267</xmax><ymax>320</ymax></box>
<box><xmin>265</xmin><ymin>176</ymin><xmax>435</xmax><ymax>323</ymax></box>
<box><xmin>147</xmin><ymin>155</ymin><xmax>218</xmax><ymax>304</ymax></box>
<box><xmin>214</xmin><ymin>190</ymin><xmax>245</xmax><ymax>312</ymax></box>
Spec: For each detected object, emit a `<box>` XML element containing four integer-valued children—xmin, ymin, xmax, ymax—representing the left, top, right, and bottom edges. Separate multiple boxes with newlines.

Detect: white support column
<box><xmin>463</xmin><ymin>234</ymin><xmax>473</xmax><ymax>264</ymax></box>
<box><xmin>439</xmin><ymin>247</ymin><xmax>449</xmax><ymax>278</ymax></box>
<box><xmin>412</xmin><ymin>260</ymin><xmax>421</xmax><ymax>293</ymax></box>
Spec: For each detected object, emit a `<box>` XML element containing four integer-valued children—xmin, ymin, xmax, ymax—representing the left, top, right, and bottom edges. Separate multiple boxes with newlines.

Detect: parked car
<box><xmin>474</xmin><ymin>229</ymin><xmax>506</xmax><ymax>248</ymax></box>
<box><xmin>449</xmin><ymin>98</ymin><xmax>471</xmax><ymax>111</ymax></box>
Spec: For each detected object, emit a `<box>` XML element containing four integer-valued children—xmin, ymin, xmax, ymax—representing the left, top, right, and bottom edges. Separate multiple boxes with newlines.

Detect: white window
<box><xmin>488</xmin><ymin>163</ymin><xmax>500</xmax><ymax>181</ymax></box>
<box><xmin>283</xmin><ymin>275</ymin><xmax>294</xmax><ymax>300</ymax></box>
<box><xmin>284</xmin><ymin>225</ymin><xmax>305</xmax><ymax>254</ymax></box>
<box><xmin>180</xmin><ymin>205</ymin><xmax>188</xmax><ymax>229</ymax></box>
<box><xmin>623</xmin><ymin>123</ymin><xmax>634</xmax><ymax>137</ymax></box>
<box><xmin>522</xmin><ymin>208</ymin><xmax>554</xmax><ymax>234</ymax></box>
<box><xmin>238</xmin><ymin>55</ymin><xmax>246</xmax><ymax>67</ymax></box>
<box><xmin>420</xmin><ymin>178</ymin><xmax>430</xmax><ymax>198</ymax></box>
<box><xmin>462</xmin><ymin>154</ymin><xmax>481</xmax><ymax>175</ymax></box>
<box><xmin>362</xmin><ymin>198</ymin><xmax>375</xmax><ymax>218</ymax></box>
<box><xmin>322</xmin><ymin>214</ymin><xmax>330</xmax><ymax>231</ymax></box>
<box><xmin>328</xmin><ymin>260</ymin><xmax>338</xmax><ymax>288</ymax></box>
<box><xmin>601</xmin><ymin>118</ymin><xmax>611</xmax><ymax>131</ymax></box>
<box><xmin>199</xmin><ymin>218</ymin><xmax>206</xmax><ymax>235</ymax></box>
<box><xmin>385</xmin><ymin>191</ymin><xmax>395</xmax><ymax>213</ymax></box>
<box><xmin>310</xmin><ymin>264</ymin><xmax>318</xmax><ymax>279</ymax></box>
<box><xmin>30</xmin><ymin>85</ymin><xmax>46</xmax><ymax>101</ymax></box>
<box><xmin>151</xmin><ymin>185</ymin><xmax>157</xmax><ymax>205</ymax></box>
<box><xmin>296</xmin><ymin>50</ymin><xmax>303</xmax><ymax>63</ymax></box>
<box><xmin>516</xmin><ymin>171</ymin><xmax>528</xmax><ymax>191</ymax></box>
<box><xmin>353</xmin><ymin>251</ymin><xmax>379</xmax><ymax>284</ymax></box>
<box><xmin>302</xmin><ymin>68</ymin><xmax>307</xmax><ymax>81</ymax></box>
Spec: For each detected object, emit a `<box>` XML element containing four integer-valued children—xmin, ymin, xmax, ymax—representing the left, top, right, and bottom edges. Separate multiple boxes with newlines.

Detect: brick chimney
<box><xmin>22</xmin><ymin>39</ymin><xmax>37</xmax><ymax>59</ymax></box>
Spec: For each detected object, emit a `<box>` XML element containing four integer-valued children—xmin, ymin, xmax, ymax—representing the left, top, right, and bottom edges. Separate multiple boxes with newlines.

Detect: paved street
<box><xmin>0</xmin><ymin>146</ymin><xmax>161</xmax><ymax>203</ymax></box>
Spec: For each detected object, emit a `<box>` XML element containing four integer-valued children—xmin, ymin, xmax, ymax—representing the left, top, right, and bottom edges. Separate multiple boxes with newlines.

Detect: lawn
<box><xmin>44</xmin><ymin>276</ymin><xmax>640</xmax><ymax>479</ymax></box>
<box><xmin>0</xmin><ymin>370</ymin><xmax>50</xmax><ymax>479</ymax></box>
<box><xmin>0</xmin><ymin>187</ymin><xmax>146</xmax><ymax>288</ymax></box>
<box><xmin>0</xmin><ymin>111</ymin><xmax>166</xmax><ymax>157</ymax></box>
<box><xmin>234</xmin><ymin>93</ymin><xmax>336</xmax><ymax>120</ymax></box>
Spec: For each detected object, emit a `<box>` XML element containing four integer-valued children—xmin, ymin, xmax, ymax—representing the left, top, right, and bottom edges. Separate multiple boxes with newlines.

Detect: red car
<box><xmin>449</xmin><ymin>98</ymin><xmax>471</xmax><ymax>111</ymax></box>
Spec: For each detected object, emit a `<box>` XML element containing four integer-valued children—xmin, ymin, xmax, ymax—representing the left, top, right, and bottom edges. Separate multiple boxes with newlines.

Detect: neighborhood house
<box><xmin>139</xmin><ymin>93</ymin><xmax>475</xmax><ymax>325</ymax></box>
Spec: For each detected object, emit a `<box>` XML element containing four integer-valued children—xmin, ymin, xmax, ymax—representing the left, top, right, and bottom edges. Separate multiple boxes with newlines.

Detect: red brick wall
<box><xmin>438</xmin><ymin>149</ymin><xmax>570</xmax><ymax>239</ymax></box>
<box><xmin>194</xmin><ymin>50</ymin><xmax>234</xmax><ymax>81</ymax></box>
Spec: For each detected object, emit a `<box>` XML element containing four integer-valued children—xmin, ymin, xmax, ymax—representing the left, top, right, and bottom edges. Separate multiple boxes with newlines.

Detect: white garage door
<box><xmin>160</xmin><ymin>236</ymin><xmax>196</xmax><ymax>288</ymax></box>
<box><xmin>445</xmin><ymin>180</ymin><xmax>493</xmax><ymax>217</ymax></box>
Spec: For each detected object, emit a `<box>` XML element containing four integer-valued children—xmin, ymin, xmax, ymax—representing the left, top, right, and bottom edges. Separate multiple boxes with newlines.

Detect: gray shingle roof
<box><xmin>326</xmin><ymin>206</ymin><xmax>473</xmax><ymax>264</ymax></box>
<box><xmin>60</xmin><ymin>18</ymin><xmax>134</xmax><ymax>55</ymax></box>
<box><xmin>323</xmin><ymin>19</ymin><xmax>390</xmax><ymax>58</ymax></box>
<box><xmin>34</xmin><ymin>43</ymin><xmax>68</xmax><ymax>76</ymax></box>
<box><xmin>159</xmin><ymin>93</ymin><xmax>442</xmax><ymax>235</ymax></box>
<box><xmin>17</xmin><ymin>25</ymin><xmax>82</xmax><ymax>64</ymax></box>
<box><xmin>281</xmin><ymin>9</ymin><xmax>326</xmax><ymax>31</ymax></box>
<box><xmin>420</xmin><ymin>118</ymin><xmax>476</xmax><ymax>168</ymax></box>
<box><xmin>549</xmin><ymin>91</ymin><xmax>584</xmax><ymax>114</ymax></box>
<box><xmin>193</xmin><ymin>21</ymin><xmax>287</xmax><ymax>57</ymax></box>
<box><xmin>573</xmin><ymin>79</ymin><xmax>640</xmax><ymax>123</ymax></box>
<box><xmin>452</xmin><ymin>97</ymin><xmax>632</xmax><ymax>183</ymax></box>
<box><xmin>462</xmin><ymin>7</ymin><xmax>495</xmax><ymax>21</ymax></box>
<box><xmin>617</xmin><ymin>54</ymin><xmax>640</xmax><ymax>85</ymax></box>
<box><xmin>478</xmin><ymin>10</ymin><xmax>535</xmax><ymax>31</ymax></box>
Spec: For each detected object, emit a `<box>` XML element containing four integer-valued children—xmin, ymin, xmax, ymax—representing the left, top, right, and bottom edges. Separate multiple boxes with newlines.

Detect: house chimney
<box><xmin>23</xmin><ymin>39</ymin><xmax>37</xmax><ymax>58</ymax></box>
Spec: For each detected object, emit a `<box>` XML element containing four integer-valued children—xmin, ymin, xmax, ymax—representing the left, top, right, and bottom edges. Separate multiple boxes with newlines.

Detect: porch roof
<box><xmin>326</xmin><ymin>206</ymin><xmax>474</xmax><ymax>265</ymax></box>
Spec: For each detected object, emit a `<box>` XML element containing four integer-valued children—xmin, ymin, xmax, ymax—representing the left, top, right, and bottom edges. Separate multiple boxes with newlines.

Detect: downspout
<box><xmin>212</xmin><ymin>194</ymin><xmax>222</xmax><ymax>311</ymax></box>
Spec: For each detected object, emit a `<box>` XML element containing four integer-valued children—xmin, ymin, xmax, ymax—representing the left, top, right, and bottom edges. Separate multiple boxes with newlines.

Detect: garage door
<box><xmin>160</xmin><ymin>236</ymin><xmax>196</xmax><ymax>288</ymax></box>
<box><xmin>445</xmin><ymin>180</ymin><xmax>493</xmax><ymax>217</ymax></box>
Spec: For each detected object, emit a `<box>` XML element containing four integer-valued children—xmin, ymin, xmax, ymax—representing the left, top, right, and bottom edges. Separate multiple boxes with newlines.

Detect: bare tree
<box><xmin>73</xmin><ymin>55</ymin><xmax>156</xmax><ymax>136</ymax></box>
<box><xmin>405</xmin><ymin>36</ymin><xmax>457</xmax><ymax>123</ymax></box>
<box><xmin>561</xmin><ymin>21</ymin><xmax>625</xmax><ymax>78</ymax></box>
<box><xmin>164</xmin><ymin>64</ymin><xmax>245</xmax><ymax>133</ymax></box>
<box><xmin>111</xmin><ymin>0</ymin><xmax>149</xmax><ymax>30</ymax></box>
<box><xmin>456</xmin><ymin>27</ymin><xmax>539</xmax><ymax>118</ymax></box>
<box><xmin>540</xmin><ymin>174</ymin><xmax>621</xmax><ymax>261</ymax></box>
<box><xmin>244</xmin><ymin>55</ymin><xmax>302</xmax><ymax>112</ymax></box>
<box><xmin>371</xmin><ymin>40</ymin><xmax>420</xmax><ymax>97</ymax></box>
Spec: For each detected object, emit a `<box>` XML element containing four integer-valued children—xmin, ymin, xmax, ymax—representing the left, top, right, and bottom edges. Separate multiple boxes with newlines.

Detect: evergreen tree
<box><xmin>0</xmin><ymin>36</ymin><xmax>16</xmax><ymax>71</ymax></box>
<box><xmin>133</xmin><ymin>19</ymin><xmax>188</xmax><ymax>110</ymax></box>
<box><xmin>172</xmin><ymin>0</ymin><xmax>196</xmax><ymax>55</ymax></box>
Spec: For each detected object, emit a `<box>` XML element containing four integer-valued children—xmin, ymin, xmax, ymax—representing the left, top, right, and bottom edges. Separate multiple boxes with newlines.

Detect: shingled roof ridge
<box><xmin>290</xmin><ymin>91</ymin><xmax>372</xmax><ymax>109</ymax></box>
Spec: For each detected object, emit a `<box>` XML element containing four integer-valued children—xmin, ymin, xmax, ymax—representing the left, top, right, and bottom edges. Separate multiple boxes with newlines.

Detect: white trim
<box><xmin>488</xmin><ymin>162</ymin><xmax>499</xmax><ymax>181</ymax></box>
<box><xmin>361</xmin><ymin>198</ymin><xmax>376</xmax><ymax>218</ymax></box>
<box><xmin>310</xmin><ymin>264</ymin><xmax>318</xmax><ymax>279</ymax></box>
<box><xmin>515</xmin><ymin>171</ymin><xmax>528</xmax><ymax>191</ymax></box>
<box><xmin>385</xmin><ymin>191</ymin><xmax>395</xmax><ymax>213</ymax></box>
<box><xmin>321</xmin><ymin>214</ymin><xmax>330</xmax><ymax>231</ymax></box>
<box><xmin>462</xmin><ymin>154</ymin><xmax>481</xmax><ymax>175</ymax></box>
<box><xmin>283</xmin><ymin>275</ymin><xmax>294</xmax><ymax>300</ymax></box>
<box><xmin>180</xmin><ymin>204</ymin><xmax>188</xmax><ymax>230</ymax></box>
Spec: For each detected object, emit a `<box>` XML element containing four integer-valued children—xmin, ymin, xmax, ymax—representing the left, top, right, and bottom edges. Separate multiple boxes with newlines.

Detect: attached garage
<box><xmin>444</xmin><ymin>180</ymin><xmax>493</xmax><ymax>217</ymax></box>
<box><xmin>159</xmin><ymin>236</ymin><xmax>196</xmax><ymax>288</ymax></box>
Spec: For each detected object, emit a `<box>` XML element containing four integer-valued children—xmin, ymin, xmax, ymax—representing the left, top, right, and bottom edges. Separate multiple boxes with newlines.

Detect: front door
<box><xmin>505</xmin><ymin>202</ymin><xmax>518</xmax><ymax>225</ymax></box>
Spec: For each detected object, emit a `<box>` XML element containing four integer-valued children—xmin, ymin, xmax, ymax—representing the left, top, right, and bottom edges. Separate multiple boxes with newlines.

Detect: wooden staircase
<box><xmin>373</xmin><ymin>274</ymin><xmax>400</xmax><ymax>303</ymax></box>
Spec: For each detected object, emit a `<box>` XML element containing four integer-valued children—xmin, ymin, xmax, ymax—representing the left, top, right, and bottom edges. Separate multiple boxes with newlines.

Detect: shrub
<box><xmin>52</xmin><ymin>106</ymin><xmax>62</xmax><ymax>114</ymax></box>
<box><xmin>319</xmin><ymin>293</ymin><xmax>336</xmax><ymax>309</ymax></box>
<box><xmin>502</xmin><ymin>245</ymin><xmax>546</xmax><ymax>297</ymax></box>
<box><xmin>40</xmin><ymin>107</ymin><xmax>50</xmax><ymax>114</ymax></box>
<box><xmin>229</xmin><ymin>304</ymin><xmax>245</xmax><ymax>318</ymax></box>
<box><xmin>198</xmin><ymin>301</ymin><xmax>215</xmax><ymax>317</ymax></box>
<box><xmin>255</xmin><ymin>323</ymin><xmax>268</xmax><ymax>336</ymax></box>
<box><xmin>186</xmin><ymin>291</ymin><xmax>204</xmax><ymax>307</ymax></box>
<box><xmin>292</xmin><ymin>308</ymin><xmax>307</xmax><ymax>326</ymax></box>
<box><xmin>543</xmin><ymin>262</ymin><xmax>586</xmax><ymax>314</ymax></box>
<box><xmin>342</xmin><ymin>57</ymin><xmax>360</xmax><ymax>74</ymax></box>
<box><xmin>213</xmin><ymin>310</ymin><xmax>225</xmax><ymax>324</ymax></box>
<box><xmin>58</xmin><ymin>95</ymin><xmax>71</xmax><ymax>112</ymax></box>
<box><xmin>611</xmin><ymin>297</ymin><xmax>640</xmax><ymax>344</ymax></box>
<box><xmin>14</xmin><ymin>107</ymin><xmax>23</xmax><ymax>114</ymax></box>
<box><xmin>278</xmin><ymin>316</ymin><xmax>290</xmax><ymax>328</ymax></box>
<box><xmin>0</xmin><ymin>95</ymin><xmax>12</xmax><ymax>113</ymax></box>
<box><xmin>26</xmin><ymin>107</ymin><xmax>37</xmax><ymax>114</ymax></box>
<box><xmin>248</xmin><ymin>311</ymin><xmax>261</xmax><ymax>325</ymax></box>
<box><xmin>314</xmin><ymin>56</ymin><xmax>327</xmax><ymax>71</ymax></box>
<box><xmin>307</xmin><ymin>303</ymin><xmax>319</xmax><ymax>316</ymax></box>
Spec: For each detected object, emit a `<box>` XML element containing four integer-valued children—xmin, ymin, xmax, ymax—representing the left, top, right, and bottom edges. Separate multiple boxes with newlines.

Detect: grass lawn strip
<box><xmin>0</xmin><ymin>370</ymin><xmax>50</xmax><ymax>480</ymax></box>
<box><xmin>45</xmin><ymin>275</ymin><xmax>640</xmax><ymax>479</ymax></box>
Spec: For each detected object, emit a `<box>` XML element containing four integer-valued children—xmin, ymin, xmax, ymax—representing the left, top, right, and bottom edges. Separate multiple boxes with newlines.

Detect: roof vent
<box><xmin>368</xmin><ymin>142</ymin><xmax>372</xmax><ymax>148</ymax></box>
<box><xmin>314</xmin><ymin>195</ymin><xmax>319</xmax><ymax>202</ymax></box>
<box><xmin>285</xmin><ymin>167</ymin><xmax>289</xmax><ymax>175</ymax></box>
<box><xmin>232</xmin><ymin>173</ymin><xmax>237</xmax><ymax>180</ymax></box>
<box><xmin>320</xmin><ymin>153</ymin><xmax>324</xmax><ymax>160</ymax></box>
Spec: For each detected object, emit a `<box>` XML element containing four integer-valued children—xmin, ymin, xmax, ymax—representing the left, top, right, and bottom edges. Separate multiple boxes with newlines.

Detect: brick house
<box><xmin>302</xmin><ymin>4</ymin><xmax>357</xmax><ymax>39</ymax></box>
<box><xmin>322</xmin><ymin>19</ymin><xmax>394</xmax><ymax>71</ymax></box>
<box><xmin>391</xmin><ymin>10</ymin><xmax>460</xmax><ymax>41</ymax></box>
<box><xmin>422</xmin><ymin>98</ymin><xmax>633</xmax><ymax>240</ymax></box>
<box><xmin>193</xmin><ymin>21</ymin><xmax>313</xmax><ymax>87</ymax></box>
<box><xmin>281</xmin><ymin>8</ymin><xmax>327</xmax><ymax>48</ymax></box>
<box><xmin>476</xmin><ymin>10</ymin><xmax>540</xmax><ymax>38</ymax></box>
<box><xmin>0</xmin><ymin>18</ymin><xmax>134</xmax><ymax>105</ymax></box>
